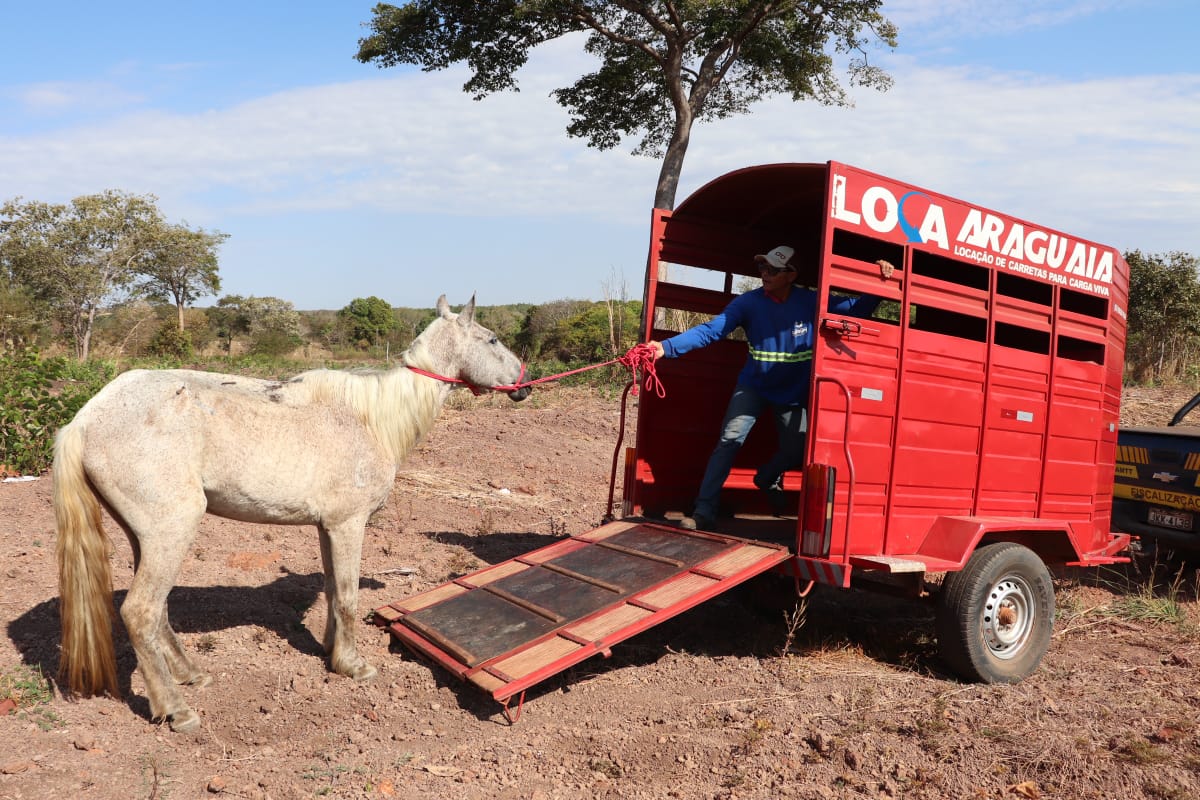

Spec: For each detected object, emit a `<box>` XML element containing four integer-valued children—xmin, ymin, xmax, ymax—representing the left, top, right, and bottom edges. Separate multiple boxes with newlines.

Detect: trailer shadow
<box><xmin>386</xmin><ymin>577</ymin><xmax>952</xmax><ymax>724</ymax></box>
<box><xmin>406</xmin><ymin>530</ymin><xmax>1200</xmax><ymax>712</ymax></box>
<box><xmin>426</xmin><ymin>529</ymin><xmax>948</xmax><ymax>674</ymax></box>
<box><xmin>393</xmin><ymin>530</ymin><xmax>951</xmax><ymax>719</ymax></box>
<box><xmin>422</xmin><ymin>529</ymin><xmax>564</xmax><ymax>566</ymax></box>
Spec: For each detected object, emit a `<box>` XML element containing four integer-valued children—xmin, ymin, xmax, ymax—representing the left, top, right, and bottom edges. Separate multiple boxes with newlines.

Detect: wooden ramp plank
<box><xmin>375</xmin><ymin>520</ymin><xmax>790</xmax><ymax>709</ymax></box>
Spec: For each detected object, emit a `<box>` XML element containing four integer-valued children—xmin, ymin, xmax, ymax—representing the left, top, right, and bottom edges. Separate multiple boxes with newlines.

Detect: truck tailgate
<box><xmin>1114</xmin><ymin>426</ymin><xmax>1200</xmax><ymax>547</ymax></box>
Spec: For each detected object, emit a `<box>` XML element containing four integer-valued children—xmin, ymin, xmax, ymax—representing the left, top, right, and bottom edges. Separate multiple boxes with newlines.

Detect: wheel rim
<box><xmin>980</xmin><ymin>574</ymin><xmax>1035</xmax><ymax>660</ymax></box>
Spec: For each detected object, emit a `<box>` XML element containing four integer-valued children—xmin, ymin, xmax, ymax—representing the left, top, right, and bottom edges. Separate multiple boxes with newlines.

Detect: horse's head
<box><xmin>430</xmin><ymin>295</ymin><xmax>531</xmax><ymax>401</ymax></box>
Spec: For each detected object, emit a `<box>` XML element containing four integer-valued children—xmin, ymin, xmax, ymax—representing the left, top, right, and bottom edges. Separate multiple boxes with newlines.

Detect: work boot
<box><xmin>679</xmin><ymin>512</ymin><xmax>715</xmax><ymax>531</ymax></box>
<box><xmin>755</xmin><ymin>475</ymin><xmax>789</xmax><ymax>517</ymax></box>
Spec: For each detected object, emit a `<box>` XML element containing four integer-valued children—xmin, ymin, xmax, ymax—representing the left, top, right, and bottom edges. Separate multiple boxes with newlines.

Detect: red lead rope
<box><xmin>406</xmin><ymin>342</ymin><xmax>665</xmax><ymax>398</ymax></box>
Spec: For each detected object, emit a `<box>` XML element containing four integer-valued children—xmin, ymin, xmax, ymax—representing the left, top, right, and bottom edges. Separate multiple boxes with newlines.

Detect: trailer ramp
<box><xmin>373</xmin><ymin>519</ymin><xmax>790</xmax><ymax>721</ymax></box>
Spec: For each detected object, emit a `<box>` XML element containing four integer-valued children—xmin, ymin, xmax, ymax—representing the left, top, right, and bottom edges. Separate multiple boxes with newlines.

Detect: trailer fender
<box><xmin>916</xmin><ymin>516</ymin><xmax>1080</xmax><ymax>570</ymax></box>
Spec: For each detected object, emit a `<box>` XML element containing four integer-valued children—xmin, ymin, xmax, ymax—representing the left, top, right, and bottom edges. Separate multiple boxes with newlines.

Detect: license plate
<box><xmin>1148</xmin><ymin>507</ymin><xmax>1193</xmax><ymax>531</ymax></box>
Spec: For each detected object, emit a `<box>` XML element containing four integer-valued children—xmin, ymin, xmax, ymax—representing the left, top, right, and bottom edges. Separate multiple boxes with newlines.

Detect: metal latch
<box><xmin>821</xmin><ymin>318</ymin><xmax>863</xmax><ymax>338</ymax></box>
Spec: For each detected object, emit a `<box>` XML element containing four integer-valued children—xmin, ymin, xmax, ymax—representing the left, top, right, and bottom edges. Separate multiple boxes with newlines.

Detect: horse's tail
<box><xmin>54</xmin><ymin>421</ymin><xmax>120</xmax><ymax>697</ymax></box>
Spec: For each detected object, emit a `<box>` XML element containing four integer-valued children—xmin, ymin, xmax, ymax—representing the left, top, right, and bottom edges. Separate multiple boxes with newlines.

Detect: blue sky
<box><xmin>2</xmin><ymin>1</ymin><xmax>1197</xmax><ymax>311</ymax></box>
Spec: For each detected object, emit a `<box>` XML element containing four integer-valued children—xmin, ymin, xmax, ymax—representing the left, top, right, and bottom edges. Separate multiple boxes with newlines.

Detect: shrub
<box><xmin>250</xmin><ymin>328</ymin><xmax>304</xmax><ymax>357</ymax></box>
<box><xmin>148</xmin><ymin>323</ymin><xmax>194</xmax><ymax>359</ymax></box>
<box><xmin>0</xmin><ymin>349</ymin><xmax>115</xmax><ymax>475</ymax></box>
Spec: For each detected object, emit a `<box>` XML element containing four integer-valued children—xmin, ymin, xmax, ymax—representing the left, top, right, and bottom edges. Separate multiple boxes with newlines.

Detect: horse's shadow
<box><xmin>5</xmin><ymin>569</ymin><xmax>378</xmax><ymax>722</ymax></box>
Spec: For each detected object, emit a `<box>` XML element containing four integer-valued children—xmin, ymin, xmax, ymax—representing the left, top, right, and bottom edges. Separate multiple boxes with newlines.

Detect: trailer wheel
<box><xmin>935</xmin><ymin>542</ymin><xmax>1054</xmax><ymax>683</ymax></box>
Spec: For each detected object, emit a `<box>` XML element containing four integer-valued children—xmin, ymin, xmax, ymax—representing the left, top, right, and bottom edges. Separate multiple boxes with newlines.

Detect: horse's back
<box><xmin>70</xmin><ymin>368</ymin><xmax>396</xmax><ymax>526</ymax></box>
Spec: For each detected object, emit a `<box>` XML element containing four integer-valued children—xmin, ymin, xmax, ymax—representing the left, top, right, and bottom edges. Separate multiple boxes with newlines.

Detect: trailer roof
<box><xmin>672</xmin><ymin>162</ymin><xmax>827</xmax><ymax>234</ymax></box>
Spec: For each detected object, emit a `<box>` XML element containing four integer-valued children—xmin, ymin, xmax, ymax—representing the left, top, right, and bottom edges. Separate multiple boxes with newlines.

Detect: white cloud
<box><xmin>1</xmin><ymin>27</ymin><xmax>1196</xmax><ymax>306</ymax></box>
<box><xmin>0</xmin><ymin>32</ymin><xmax>654</xmax><ymax>221</ymax></box>
<box><xmin>8</xmin><ymin>80</ymin><xmax>145</xmax><ymax>115</ymax></box>
<box><xmin>884</xmin><ymin>0</ymin><xmax>1133</xmax><ymax>38</ymax></box>
<box><xmin>680</xmin><ymin>60</ymin><xmax>1199</xmax><ymax>254</ymax></box>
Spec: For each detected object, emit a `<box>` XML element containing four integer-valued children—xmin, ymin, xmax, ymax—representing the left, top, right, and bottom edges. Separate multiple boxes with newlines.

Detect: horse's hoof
<box><xmin>351</xmin><ymin>662</ymin><xmax>378</xmax><ymax>683</ymax></box>
<box><xmin>169</xmin><ymin>709</ymin><xmax>201</xmax><ymax>733</ymax></box>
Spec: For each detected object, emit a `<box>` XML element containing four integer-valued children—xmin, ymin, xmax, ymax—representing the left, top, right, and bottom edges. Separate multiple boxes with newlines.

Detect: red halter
<box><xmin>405</xmin><ymin>343</ymin><xmax>663</xmax><ymax>398</ymax></box>
<box><xmin>406</xmin><ymin>362</ymin><xmax>528</xmax><ymax>396</ymax></box>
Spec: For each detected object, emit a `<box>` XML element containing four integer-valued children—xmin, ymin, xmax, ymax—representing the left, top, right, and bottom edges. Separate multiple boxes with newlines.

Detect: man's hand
<box><xmin>649</xmin><ymin>341</ymin><xmax>665</xmax><ymax>360</ymax></box>
<box><xmin>876</xmin><ymin>259</ymin><xmax>896</xmax><ymax>279</ymax></box>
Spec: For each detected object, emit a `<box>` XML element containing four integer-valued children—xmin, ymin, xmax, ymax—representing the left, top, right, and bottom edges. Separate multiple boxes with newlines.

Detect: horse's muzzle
<box><xmin>508</xmin><ymin>386</ymin><xmax>532</xmax><ymax>402</ymax></box>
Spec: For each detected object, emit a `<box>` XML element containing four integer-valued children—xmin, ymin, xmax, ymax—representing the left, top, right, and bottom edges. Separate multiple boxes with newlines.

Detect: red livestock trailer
<box><xmin>375</xmin><ymin>161</ymin><xmax>1132</xmax><ymax>721</ymax></box>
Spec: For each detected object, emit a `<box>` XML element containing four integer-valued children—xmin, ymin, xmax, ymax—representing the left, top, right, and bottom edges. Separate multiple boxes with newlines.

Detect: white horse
<box><xmin>54</xmin><ymin>295</ymin><xmax>529</xmax><ymax>732</ymax></box>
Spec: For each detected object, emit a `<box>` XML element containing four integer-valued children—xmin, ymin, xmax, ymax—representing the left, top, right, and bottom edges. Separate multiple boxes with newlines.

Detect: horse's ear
<box><xmin>459</xmin><ymin>295</ymin><xmax>476</xmax><ymax>326</ymax></box>
<box><xmin>436</xmin><ymin>295</ymin><xmax>451</xmax><ymax>319</ymax></box>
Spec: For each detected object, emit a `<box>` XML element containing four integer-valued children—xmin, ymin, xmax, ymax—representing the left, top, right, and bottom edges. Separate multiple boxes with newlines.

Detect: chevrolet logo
<box><xmin>1153</xmin><ymin>472</ymin><xmax>1180</xmax><ymax>483</ymax></box>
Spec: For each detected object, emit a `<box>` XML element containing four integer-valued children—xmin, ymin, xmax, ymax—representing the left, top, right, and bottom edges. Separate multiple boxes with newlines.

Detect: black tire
<box><xmin>935</xmin><ymin>542</ymin><xmax>1054</xmax><ymax>683</ymax></box>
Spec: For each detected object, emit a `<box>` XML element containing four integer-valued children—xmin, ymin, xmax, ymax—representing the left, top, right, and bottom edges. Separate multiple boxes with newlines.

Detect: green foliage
<box><xmin>475</xmin><ymin>303</ymin><xmax>529</xmax><ymax>347</ymax></box>
<box><xmin>176</xmin><ymin>352</ymin><xmax>316</xmax><ymax>378</ymax></box>
<box><xmin>134</xmin><ymin>221</ymin><xmax>227</xmax><ymax>330</ymax></box>
<box><xmin>0</xmin><ymin>349</ymin><xmax>114</xmax><ymax>474</ymax></box>
<box><xmin>1125</xmin><ymin>250</ymin><xmax>1200</xmax><ymax>383</ymax></box>
<box><xmin>525</xmin><ymin>357</ymin><xmax>640</xmax><ymax>394</ymax></box>
<box><xmin>338</xmin><ymin>295</ymin><xmax>397</xmax><ymax>347</ymax></box>
<box><xmin>515</xmin><ymin>299</ymin><xmax>641</xmax><ymax>363</ymax></box>
<box><xmin>250</xmin><ymin>327</ymin><xmax>304</xmax><ymax>357</ymax></box>
<box><xmin>515</xmin><ymin>299</ymin><xmax>593</xmax><ymax>359</ymax></box>
<box><xmin>0</xmin><ymin>278</ymin><xmax>43</xmax><ymax>348</ymax></box>
<box><xmin>147</xmin><ymin>322</ymin><xmax>194</xmax><ymax>359</ymax></box>
<box><xmin>92</xmin><ymin>300</ymin><xmax>163</xmax><ymax>356</ymax></box>
<box><xmin>1</xmin><ymin>194</ymin><xmax>227</xmax><ymax>357</ymax></box>
<box><xmin>211</xmin><ymin>294</ymin><xmax>303</xmax><ymax>355</ymax></box>
<box><xmin>0</xmin><ymin>191</ymin><xmax>165</xmax><ymax>360</ymax></box>
<box><xmin>180</xmin><ymin>307</ymin><xmax>216</xmax><ymax>353</ymax></box>
<box><xmin>0</xmin><ymin>663</ymin><xmax>63</xmax><ymax>731</ymax></box>
<box><xmin>356</xmin><ymin>1</ymin><xmax>896</xmax><ymax>208</ymax></box>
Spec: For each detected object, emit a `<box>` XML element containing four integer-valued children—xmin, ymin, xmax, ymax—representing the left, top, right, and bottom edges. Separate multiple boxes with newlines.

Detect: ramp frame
<box><xmin>373</xmin><ymin>520</ymin><xmax>790</xmax><ymax>721</ymax></box>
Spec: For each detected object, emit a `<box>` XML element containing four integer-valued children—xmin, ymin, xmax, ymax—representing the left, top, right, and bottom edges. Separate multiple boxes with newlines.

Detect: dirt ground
<box><xmin>2</xmin><ymin>382</ymin><xmax>1199</xmax><ymax>800</ymax></box>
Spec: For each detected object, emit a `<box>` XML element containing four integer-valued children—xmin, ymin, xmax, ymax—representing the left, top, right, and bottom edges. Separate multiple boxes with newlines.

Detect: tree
<box><xmin>209</xmin><ymin>295</ymin><xmax>252</xmax><ymax>353</ymax></box>
<box><xmin>381</xmin><ymin>306</ymin><xmax>439</xmax><ymax>355</ymax></box>
<box><xmin>338</xmin><ymin>296</ymin><xmax>397</xmax><ymax>347</ymax></box>
<box><xmin>136</xmin><ymin>222</ymin><xmax>228</xmax><ymax>332</ymax></box>
<box><xmin>356</xmin><ymin>1</ymin><xmax>896</xmax><ymax>210</ymax></box>
<box><xmin>94</xmin><ymin>299</ymin><xmax>161</xmax><ymax>356</ymax></box>
<box><xmin>601</xmin><ymin>267</ymin><xmax>632</xmax><ymax>356</ymax></box>
<box><xmin>0</xmin><ymin>191</ymin><xmax>162</xmax><ymax>360</ymax></box>
<box><xmin>515</xmin><ymin>299</ymin><xmax>593</xmax><ymax>359</ymax></box>
<box><xmin>1125</xmin><ymin>250</ymin><xmax>1200</xmax><ymax>383</ymax></box>
<box><xmin>0</xmin><ymin>276</ymin><xmax>41</xmax><ymax>350</ymax></box>
<box><xmin>210</xmin><ymin>294</ymin><xmax>303</xmax><ymax>356</ymax></box>
<box><xmin>558</xmin><ymin>300</ymin><xmax>642</xmax><ymax>361</ymax></box>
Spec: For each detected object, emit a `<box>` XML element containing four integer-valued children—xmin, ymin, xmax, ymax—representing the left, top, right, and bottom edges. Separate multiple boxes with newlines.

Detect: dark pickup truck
<box><xmin>1114</xmin><ymin>392</ymin><xmax>1200</xmax><ymax>553</ymax></box>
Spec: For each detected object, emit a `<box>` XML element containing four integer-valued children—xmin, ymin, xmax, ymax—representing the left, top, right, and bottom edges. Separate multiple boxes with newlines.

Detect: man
<box><xmin>650</xmin><ymin>244</ymin><xmax>894</xmax><ymax>530</ymax></box>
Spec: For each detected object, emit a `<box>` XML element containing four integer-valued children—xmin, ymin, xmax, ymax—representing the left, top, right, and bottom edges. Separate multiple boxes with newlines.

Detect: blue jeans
<box><xmin>693</xmin><ymin>385</ymin><xmax>807</xmax><ymax>520</ymax></box>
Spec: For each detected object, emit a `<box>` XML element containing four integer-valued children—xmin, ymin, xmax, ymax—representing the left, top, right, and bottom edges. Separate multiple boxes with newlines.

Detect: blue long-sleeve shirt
<box><xmin>660</xmin><ymin>286</ymin><xmax>880</xmax><ymax>406</ymax></box>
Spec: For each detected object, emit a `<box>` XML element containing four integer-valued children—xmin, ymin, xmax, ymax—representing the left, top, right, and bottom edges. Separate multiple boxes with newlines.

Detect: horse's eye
<box><xmin>488</xmin><ymin>336</ymin><xmax>498</xmax><ymax>345</ymax></box>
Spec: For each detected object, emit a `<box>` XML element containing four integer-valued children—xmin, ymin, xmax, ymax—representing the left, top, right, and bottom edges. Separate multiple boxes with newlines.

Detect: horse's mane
<box><xmin>293</xmin><ymin>335</ymin><xmax>445</xmax><ymax>465</ymax></box>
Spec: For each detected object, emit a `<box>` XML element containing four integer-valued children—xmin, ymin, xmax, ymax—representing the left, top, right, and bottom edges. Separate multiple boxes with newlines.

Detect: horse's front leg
<box><xmin>317</xmin><ymin>517</ymin><xmax>377</xmax><ymax>682</ymax></box>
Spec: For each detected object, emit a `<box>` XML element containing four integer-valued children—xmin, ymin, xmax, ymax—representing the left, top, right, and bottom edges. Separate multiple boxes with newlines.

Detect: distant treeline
<box><xmin>1</xmin><ymin>190</ymin><xmax>1197</xmax><ymax>385</ymax></box>
<box><xmin>0</xmin><ymin>289</ymin><xmax>644</xmax><ymax>370</ymax></box>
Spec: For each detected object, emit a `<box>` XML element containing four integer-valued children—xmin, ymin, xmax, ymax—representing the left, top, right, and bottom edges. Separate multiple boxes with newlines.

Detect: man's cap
<box><xmin>754</xmin><ymin>245</ymin><xmax>796</xmax><ymax>272</ymax></box>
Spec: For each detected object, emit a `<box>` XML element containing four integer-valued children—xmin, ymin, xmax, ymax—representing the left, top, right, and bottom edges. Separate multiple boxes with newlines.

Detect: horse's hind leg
<box><xmin>317</xmin><ymin>517</ymin><xmax>376</xmax><ymax>682</ymax></box>
<box><xmin>112</xmin><ymin>511</ymin><xmax>210</xmax><ymax>688</ymax></box>
<box><xmin>117</xmin><ymin>502</ymin><xmax>207</xmax><ymax>732</ymax></box>
<box><xmin>158</xmin><ymin>614</ymin><xmax>212</xmax><ymax>687</ymax></box>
